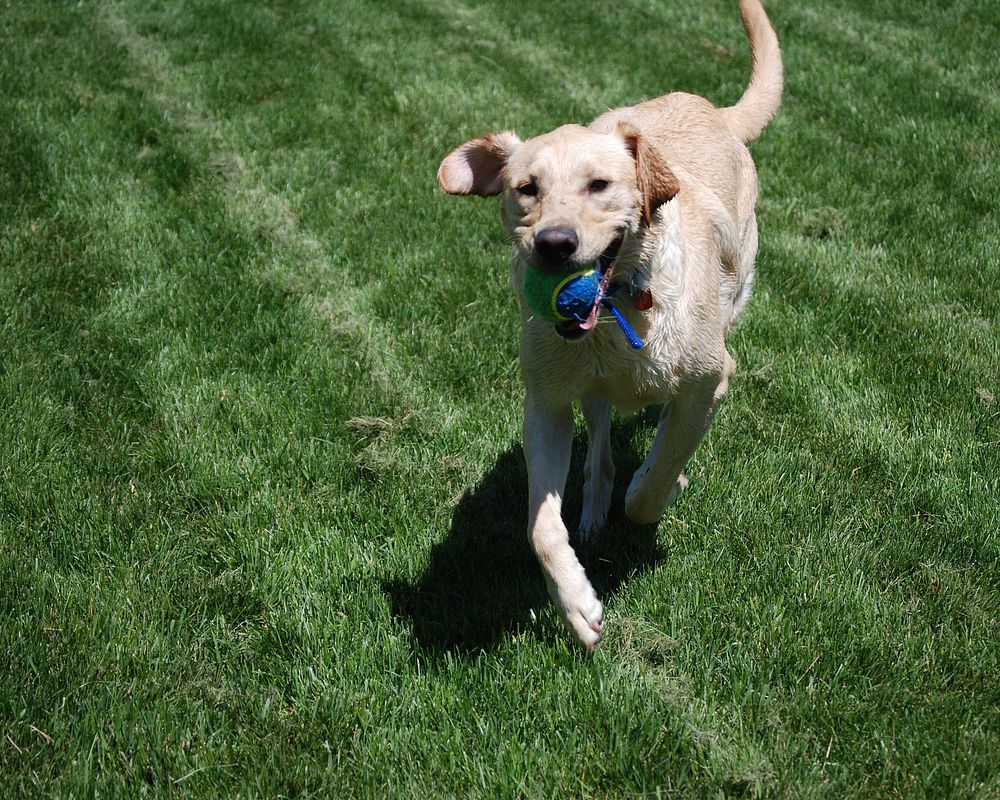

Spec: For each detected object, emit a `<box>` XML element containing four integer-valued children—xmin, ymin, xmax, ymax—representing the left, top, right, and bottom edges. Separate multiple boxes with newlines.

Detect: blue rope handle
<box><xmin>601</xmin><ymin>299</ymin><xmax>645</xmax><ymax>350</ymax></box>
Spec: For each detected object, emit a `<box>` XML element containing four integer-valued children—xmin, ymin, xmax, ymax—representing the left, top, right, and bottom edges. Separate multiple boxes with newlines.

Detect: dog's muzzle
<box><xmin>533</xmin><ymin>226</ymin><xmax>580</xmax><ymax>268</ymax></box>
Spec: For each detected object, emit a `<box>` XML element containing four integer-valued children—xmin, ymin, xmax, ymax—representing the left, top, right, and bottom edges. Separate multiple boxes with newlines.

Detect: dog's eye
<box><xmin>517</xmin><ymin>181</ymin><xmax>538</xmax><ymax>197</ymax></box>
<box><xmin>589</xmin><ymin>179</ymin><xmax>610</xmax><ymax>193</ymax></box>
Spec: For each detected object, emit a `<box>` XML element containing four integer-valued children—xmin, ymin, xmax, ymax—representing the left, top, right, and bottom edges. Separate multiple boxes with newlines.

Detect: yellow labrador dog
<box><xmin>437</xmin><ymin>0</ymin><xmax>782</xmax><ymax>649</ymax></box>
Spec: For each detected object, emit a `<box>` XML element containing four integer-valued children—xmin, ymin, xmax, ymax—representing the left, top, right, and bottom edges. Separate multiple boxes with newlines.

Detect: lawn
<box><xmin>1</xmin><ymin>0</ymin><xmax>998</xmax><ymax>796</ymax></box>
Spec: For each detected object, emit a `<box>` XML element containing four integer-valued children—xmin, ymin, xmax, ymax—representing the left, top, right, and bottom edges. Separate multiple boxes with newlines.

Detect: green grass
<box><xmin>2</xmin><ymin>0</ymin><xmax>998</xmax><ymax>796</ymax></box>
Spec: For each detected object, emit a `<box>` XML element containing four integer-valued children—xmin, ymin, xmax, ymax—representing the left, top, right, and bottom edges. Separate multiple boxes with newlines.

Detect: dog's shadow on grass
<box><xmin>383</xmin><ymin>409</ymin><xmax>664</xmax><ymax>655</ymax></box>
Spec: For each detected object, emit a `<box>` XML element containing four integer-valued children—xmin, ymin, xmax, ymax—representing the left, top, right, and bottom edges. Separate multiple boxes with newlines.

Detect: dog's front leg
<box><xmin>625</xmin><ymin>354</ymin><xmax>736</xmax><ymax>524</ymax></box>
<box><xmin>523</xmin><ymin>395</ymin><xmax>604</xmax><ymax>649</ymax></box>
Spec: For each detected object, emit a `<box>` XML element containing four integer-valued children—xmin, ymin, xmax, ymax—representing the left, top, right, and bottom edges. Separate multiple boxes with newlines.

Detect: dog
<box><xmin>437</xmin><ymin>0</ymin><xmax>782</xmax><ymax>649</ymax></box>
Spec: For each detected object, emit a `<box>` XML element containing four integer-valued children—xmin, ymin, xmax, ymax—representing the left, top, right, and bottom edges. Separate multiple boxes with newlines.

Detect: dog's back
<box><xmin>590</xmin><ymin>0</ymin><xmax>782</xmax><ymax>333</ymax></box>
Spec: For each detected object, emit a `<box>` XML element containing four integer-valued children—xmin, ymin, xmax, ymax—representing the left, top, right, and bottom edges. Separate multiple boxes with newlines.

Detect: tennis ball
<box><xmin>523</xmin><ymin>266</ymin><xmax>601</xmax><ymax>323</ymax></box>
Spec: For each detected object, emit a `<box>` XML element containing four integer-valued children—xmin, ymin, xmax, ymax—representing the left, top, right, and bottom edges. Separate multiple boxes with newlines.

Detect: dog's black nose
<box><xmin>534</xmin><ymin>226</ymin><xmax>579</xmax><ymax>266</ymax></box>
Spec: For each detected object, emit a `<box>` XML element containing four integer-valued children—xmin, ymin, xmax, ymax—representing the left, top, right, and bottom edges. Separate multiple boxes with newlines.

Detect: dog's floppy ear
<box><xmin>617</xmin><ymin>122</ymin><xmax>679</xmax><ymax>226</ymax></box>
<box><xmin>437</xmin><ymin>131</ymin><xmax>521</xmax><ymax>196</ymax></box>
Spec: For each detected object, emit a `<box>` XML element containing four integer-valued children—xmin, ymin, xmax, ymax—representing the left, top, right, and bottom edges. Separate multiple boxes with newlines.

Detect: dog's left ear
<box><xmin>437</xmin><ymin>131</ymin><xmax>522</xmax><ymax>196</ymax></box>
<box><xmin>617</xmin><ymin>122</ymin><xmax>679</xmax><ymax>226</ymax></box>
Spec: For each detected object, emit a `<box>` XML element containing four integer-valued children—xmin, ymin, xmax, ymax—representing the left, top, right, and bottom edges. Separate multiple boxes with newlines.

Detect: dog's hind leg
<box><xmin>524</xmin><ymin>395</ymin><xmax>604</xmax><ymax>649</ymax></box>
<box><xmin>579</xmin><ymin>394</ymin><xmax>615</xmax><ymax>540</ymax></box>
<box><xmin>727</xmin><ymin>215</ymin><xmax>758</xmax><ymax>333</ymax></box>
<box><xmin>624</xmin><ymin>353</ymin><xmax>736</xmax><ymax>525</ymax></box>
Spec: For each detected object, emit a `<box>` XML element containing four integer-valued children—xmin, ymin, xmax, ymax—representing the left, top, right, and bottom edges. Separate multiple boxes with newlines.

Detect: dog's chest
<box><xmin>521</xmin><ymin>319</ymin><xmax>683</xmax><ymax>413</ymax></box>
<box><xmin>583</xmin><ymin>326</ymin><xmax>683</xmax><ymax>412</ymax></box>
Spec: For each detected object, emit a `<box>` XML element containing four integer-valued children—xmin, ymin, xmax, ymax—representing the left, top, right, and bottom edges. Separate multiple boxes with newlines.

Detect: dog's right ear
<box><xmin>617</xmin><ymin>122</ymin><xmax>679</xmax><ymax>226</ymax></box>
<box><xmin>437</xmin><ymin>132</ymin><xmax>521</xmax><ymax>196</ymax></box>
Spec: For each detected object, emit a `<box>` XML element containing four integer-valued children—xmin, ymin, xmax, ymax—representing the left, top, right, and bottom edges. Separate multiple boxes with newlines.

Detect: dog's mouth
<box><xmin>555</xmin><ymin>233</ymin><xmax>624</xmax><ymax>340</ymax></box>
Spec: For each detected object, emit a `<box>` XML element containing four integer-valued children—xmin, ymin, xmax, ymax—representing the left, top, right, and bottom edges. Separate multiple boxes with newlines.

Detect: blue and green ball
<box><xmin>523</xmin><ymin>266</ymin><xmax>602</xmax><ymax>323</ymax></box>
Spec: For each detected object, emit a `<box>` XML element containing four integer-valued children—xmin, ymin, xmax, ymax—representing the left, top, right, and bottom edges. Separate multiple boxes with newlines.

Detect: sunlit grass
<box><xmin>1</xmin><ymin>0</ymin><xmax>997</xmax><ymax>796</ymax></box>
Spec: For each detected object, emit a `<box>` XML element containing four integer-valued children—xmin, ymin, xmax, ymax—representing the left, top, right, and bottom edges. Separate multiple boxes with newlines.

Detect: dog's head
<box><xmin>438</xmin><ymin>122</ymin><xmax>677</xmax><ymax>337</ymax></box>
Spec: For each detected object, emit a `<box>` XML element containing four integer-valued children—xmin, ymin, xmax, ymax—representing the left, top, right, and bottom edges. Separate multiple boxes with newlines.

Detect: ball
<box><xmin>523</xmin><ymin>266</ymin><xmax>601</xmax><ymax>323</ymax></box>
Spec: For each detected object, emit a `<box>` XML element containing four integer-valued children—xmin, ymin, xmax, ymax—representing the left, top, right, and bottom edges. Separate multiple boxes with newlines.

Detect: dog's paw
<box><xmin>548</xmin><ymin>574</ymin><xmax>604</xmax><ymax>651</ymax></box>
<box><xmin>577</xmin><ymin>498</ymin><xmax>611</xmax><ymax>541</ymax></box>
<box><xmin>665</xmin><ymin>471</ymin><xmax>689</xmax><ymax>507</ymax></box>
<box><xmin>624</xmin><ymin>471</ymin><xmax>688</xmax><ymax>525</ymax></box>
<box><xmin>579</xmin><ymin>465</ymin><xmax>614</xmax><ymax>541</ymax></box>
<box><xmin>562</xmin><ymin>590</ymin><xmax>605</xmax><ymax>651</ymax></box>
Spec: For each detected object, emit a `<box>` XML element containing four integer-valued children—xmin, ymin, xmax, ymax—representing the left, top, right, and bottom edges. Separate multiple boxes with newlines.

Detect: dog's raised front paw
<box><xmin>624</xmin><ymin>471</ymin><xmax>688</xmax><ymax>525</ymax></box>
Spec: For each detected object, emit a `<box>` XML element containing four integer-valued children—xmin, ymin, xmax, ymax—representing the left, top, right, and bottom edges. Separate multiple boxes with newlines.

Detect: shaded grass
<box><xmin>1</xmin><ymin>0</ymin><xmax>998</xmax><ymax>797</ymax></box>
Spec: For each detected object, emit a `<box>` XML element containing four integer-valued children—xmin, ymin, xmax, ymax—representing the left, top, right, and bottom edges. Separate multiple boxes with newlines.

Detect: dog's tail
<box><xmin>720</xmin><ymin>0</ymin><xmax>783</xmax><ymax>144</ymax></box>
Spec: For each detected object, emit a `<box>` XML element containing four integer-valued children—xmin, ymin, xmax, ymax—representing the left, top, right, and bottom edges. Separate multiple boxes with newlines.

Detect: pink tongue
<box><xmin>578</xmin><ymin>297</ymin><xmax>601</xmax><ymax>331</ymax></box>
